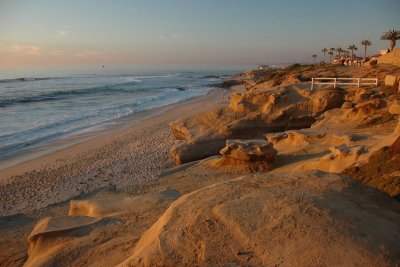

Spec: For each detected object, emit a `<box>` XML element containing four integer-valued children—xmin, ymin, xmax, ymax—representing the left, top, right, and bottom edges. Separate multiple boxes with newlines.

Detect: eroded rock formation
<box><xmin>211</xmin><ymin>139</ymin><xmax>277</xmax><ymax>171</ymax></box>
<box><xmin>170</xmin><ymin>86</ymin><xmax>345</xmax><ymax>165</ymax></box>
<box><xmin>120</xmin><ymin>171</ymin><xmax>400</xmax><ymax>266</ymax></box>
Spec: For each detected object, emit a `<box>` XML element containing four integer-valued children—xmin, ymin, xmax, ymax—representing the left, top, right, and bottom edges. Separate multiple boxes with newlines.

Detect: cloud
<box><xmin>73</xmin><ymin>50</ymin><xmax>101</xmax><ymax>57</ymax></box>
<box><xmin>159</xmin><ymin>33</ymin><xmax>183</xmax><ymax>40</ymax></box>
<box><xmin>54</xmin><ymin>30</ymin><xmax>67</xmax><ymax>38</ymax></box>
<box><xmin>0</xmin><ymin>44</ymin><xmax>104</xmax><ymax>59</ymax></box>
<box><xmin>171</xmin><ymin>33</ymin><xmax>182</xmax><ymax>38</ymax></box>
<box><xmin>48</xmin><ymin>50</ymin><xmax>68</xmax><ymax>56</ymax></box>
<box><xmin>8</xmin><ymin>45</ymin><xmax>42</xmax><ymax>55</ymax></box>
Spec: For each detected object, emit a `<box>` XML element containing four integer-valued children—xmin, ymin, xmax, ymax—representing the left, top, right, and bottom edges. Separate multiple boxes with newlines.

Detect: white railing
<box><xmin>311</xmin><ymin>77</ymin><xmax>378</xmax><ymax>90</ymax></box>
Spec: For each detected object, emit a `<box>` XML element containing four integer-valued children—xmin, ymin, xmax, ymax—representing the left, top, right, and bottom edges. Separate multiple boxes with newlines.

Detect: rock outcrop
<box><xmin>353</xmin><ymin>87</ymin><xmax>374</xmax><ymax>103</ymax></box>
<box><xmin>395</xmin><ymin>118</ymin><xmax>400</xmax><ymax>134</ymax></box>
<box><xmin>378</xmin><ymin>48</ymin><xmax>400</xmax><ymax>67</ymax></box>
<box><xmin>25</xmin><ymin>216</ymin><xmax>115</xmax><ymax>267</ymax></box>
<box><xmin>211</xmin><ymin>139</ymin><xmax>277</xmax><ymax>171</ymax></box>
<box><xmin>341</xmin><ymin>101</ymin><xmax>353</xmax><ymax>109</ymax></box>
<box><xmin>298</xmin><ymin>145</ymin><xmax>367</xmax><ymax>173</ymax></box>
<box><xmin>265</xmin><ymin>130</ymin><xmax>355</xmax><ymax>156</ymax></box>
<box><xmin>170</xmin><ymin>86</ymin><xmax>345</xmax><ymax>165</ymax></box>
<box><xmin>313</xmin><ymin>97</ymin><xmax>392</xmax><ymax>129</ymax></box>
<box><xmin>120</xmin><ymin>171</ymin><xmax>400</xmax><ymax>266</ymax></box>
<box><xmin>384</xmin><ymin>74</ymin><xmax>399</xmax><ymax>88</ymax></box>
<box><xmin>69</xmin><ymin>189</ymin><xmax>181</xmax><ymax>217</ymax></box>
<box><xmin>388</xmin><ymin>100</ymin><xmax>400</xmax><ymax>115</ymax></box>
<box><xmin>24</xmin><ymin>189</ymin><xmax>183</xmax><ymax>267</ymax></box>
<box><xmin>344</xmin><ymin>119</ymin><xmax>400</xmax><ymax>197</ymax></box>
<box><xmin>220</xmin><ymin>139</ymin><xmax>277</xmax><ymax>162</ymax></box>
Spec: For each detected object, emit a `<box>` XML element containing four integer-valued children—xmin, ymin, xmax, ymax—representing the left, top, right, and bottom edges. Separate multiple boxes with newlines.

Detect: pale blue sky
<box><xmin>0</xmin><ymin>0</ymin><xmax>398</xmax><ymax>68</ymax></box>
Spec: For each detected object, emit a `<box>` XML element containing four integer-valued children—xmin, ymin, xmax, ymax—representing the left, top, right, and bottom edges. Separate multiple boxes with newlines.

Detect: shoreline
<box><xmin>0</xmin><ymin>88</ymin><xmax>228</xmax><ymax>216</ymax></box>
<box><xmin>0</xmin><ymin>88</ymin><xmax>227</xmax><ymax>174</ymax></box>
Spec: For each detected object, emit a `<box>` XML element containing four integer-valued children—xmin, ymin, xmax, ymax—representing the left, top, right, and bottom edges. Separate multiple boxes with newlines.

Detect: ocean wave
<box><xmin>0</xmin><ymin>73</ymin><xmax>180</xmax><ymax>84</ymax></box>
<box><xmin>0</xmin><ymin>92</ymin><xmax>177</xmax><ymax>143</ymax></box>
<box><xmin>0</xmin><ymin>87</ymin><xmax>205</xmax><ymax>141</ymax></box>
<box><xmin>0</xmin><ymin>91</ymin><xmax>193</xmax><ymax>158</ymax></box>
<box><xmin>0</xmin><ymin>81</ymin><xmax>167</xmax><ymax>108</ymax></box>
<box><xmin>0</xmin><ymin>70</ymin><xmax>222</xmax><ymax>159</ymax></box>
<box><xmin>0</xmin><ymin>77</ymin><xmax>59</xmax><ymax>83</ymax></box>
<box><xmin>0</xmin><ymin>106</ymin><xmax>138</xmax><ymax>157</ymax></box>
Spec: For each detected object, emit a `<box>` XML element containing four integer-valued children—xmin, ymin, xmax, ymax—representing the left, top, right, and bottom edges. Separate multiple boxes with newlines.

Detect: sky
<box><xmin>0</xmin><ymin>0</ymin><xmax>399</xmax><ymax>69</ymax></box>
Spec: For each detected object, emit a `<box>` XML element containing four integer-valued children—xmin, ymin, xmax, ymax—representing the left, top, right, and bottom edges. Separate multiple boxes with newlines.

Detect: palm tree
<box><xmin>328</xmin><ymin>51</ymin><xmax>334</xmax><ymax>63</ymax></box>
<box><xmin>380</xmin><ymin>29</ymin><xmax>400</xmax><ymax>51</ymax></box>
<box><xmin>361</xmin><ymin>39</ymin><xmax>372</xmax><ymax>61</ymax></box>
<box><xmin>312</xmin><ymin>54</ymin><xmax>317</xmax><ymax>65</ymax></box>
<box><xmin>343</xmin><ymin>49</ymin><xmax>348</xmax><ymax>57</ymax></box>
<box><xmin>348</xmin><ymin>45</ymin><xmax>358</xmax><ymax>63</ymax></box>
<box><xmin>329</xmin><ymin>48</ymin><xmax>336</xmax><ymax>62</ymax></box>
<box><xmin>336</xmin><ymin>47</ymin><xmax>343</xmax><ymax>57</ymax></box>
<box><xmin>321</xmin><ymin>48</ymin><xmax>328</xmax><ymax>62</ymax></box>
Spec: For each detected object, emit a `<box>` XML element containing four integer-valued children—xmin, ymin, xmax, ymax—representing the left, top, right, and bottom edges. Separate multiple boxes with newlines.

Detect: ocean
<box><xmin>0</xmin><ymin>67</ymin><xmax>237</xmax><ymax>160</ymax></box>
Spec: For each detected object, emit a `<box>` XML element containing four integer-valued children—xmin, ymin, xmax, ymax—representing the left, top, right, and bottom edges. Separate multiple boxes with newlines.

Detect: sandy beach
<box><xmin>0</xmin><ymin>89</ymin><xmax>227</xmax><ymax>216</ymax></box>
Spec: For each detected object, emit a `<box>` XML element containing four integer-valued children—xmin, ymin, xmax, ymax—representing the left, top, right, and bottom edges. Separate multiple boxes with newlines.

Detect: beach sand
<box><xmin>0</xmin><ymin>89</ymin><xmax>228</xmax><ymax>216</ymax></box>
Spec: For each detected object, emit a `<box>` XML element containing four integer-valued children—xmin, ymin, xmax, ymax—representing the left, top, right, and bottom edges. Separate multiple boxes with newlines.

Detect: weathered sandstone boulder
<box><xmin>384</xmin><ymin>74</ymin><xmax>399</xmax><ymax>88</ymax></box>
<box><xmin>344</xmin><ymin>129</ymin><xmax>400</xmax><ymax>197</ymax></box>
<box><xmin>307</xmin><ymin>87</ymin><xmax>345</xmax><ymax>115</ymax></box>
<box><xmin>266</xmin><ymin>130</ymin><xmax>355</xmax><ymax>155</ymax></box>
<box><xmin>219</xmin><ymin>139</ymin><xmax>277</xmax><ymax>162</ymax></box>
<box><xmin>366</xmin><ymin>59</ymin><xmax>377</xmax><ymax>66</ymax></box>
<box><xmin>211</xmin><ymin>139</ymin><xmax>277</xmax><ymax>171</ymax></box>
<box><xmin>120</xmin><ymin>171</ymin><xmax>400</xmax><ymax>266</ymax></box>
<box><xmin>171</xmin><ymin>138</ymin><xmax>227</xmax><ymax>165</ymax></box>
<box><xmin>347</xmin><ymin>99</ymin><xmax>386</xmax><ymax>124</ymax></box>
<box><xmin>24</xmin><ymin>189</ymin><xmax>182</xmax><ymax>267</ymax></box>
<box><xmin>280</xmin><ymin>74</ymin><xmax>301</xmax><ymax>86</ymax></box>
<box><xmin>266</xmin><ymin>131</ymin><xmax>325</xmax><ymax>146</ymax></box>
<box><xmin>69</xmin><ymin>189</ymin><xmax>181</xmax><ymax>217</ymax></box>
<box><xmin>298</xmin><ymin>145</ymin><xmax>367</xmax><ymax>173</ymax></box>
<box><xmin>395</xmin><ymin>118</ymin><xmax>400</xmax><ymax>134</ymax></box>
<box><xmin>341</xmin><ymin>101</ymin><xmax>353</xmax><ymax>109</ymax></box>
<box><xmin>25</xmin><ymin>216</ymin><xmax>114</xmax><ymax>267</ymax></box>
<box><xmin>377</xmin><ymin>48</ymin><xmax>400</xmax><ymax>66</ymax></box>
<box><xmin>388</xmin><ymin>100</ymin><xmax>400</xmax><ymax>115</ymax></box>
<box><xmin>354</xmin><ymin>87</ymin><xmax>373</xmax><ymax>102</ymax></box>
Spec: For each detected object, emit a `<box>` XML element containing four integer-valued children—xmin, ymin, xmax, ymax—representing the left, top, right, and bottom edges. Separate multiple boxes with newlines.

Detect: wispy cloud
<box><xmin>159</xmin><ymin>33</ymin><xmax>183</xmax><ymax>40</ymax></box>
<box><xmin>73</xmin><ymin>50</ymin><xmax>101</xmax><ymax>57</ymax></box>
<box><xmin>8</xmin><ymin>45</ymin><xmax>42</xmax><ymax>55</ymax></box>
<box><xmin>54</xmin><ymin>30</ymin><xmax>67</xmax><ymax>38</ymax></box>
<box><xmin>0</xmin><ymin>44</ymin><xmax>104</xmax><ymax>58</ymax></box>
<box><xmin>48</xmin><ymin>50</ymin><xmax>68</xmax><ymax>56</ymax></box>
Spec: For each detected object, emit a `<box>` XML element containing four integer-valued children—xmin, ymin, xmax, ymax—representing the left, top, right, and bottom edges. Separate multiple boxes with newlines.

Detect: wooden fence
<box><xmin>311</xmin><ymin>77</ymin><xmax>378</xmax><ymax>90</ymax></box>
